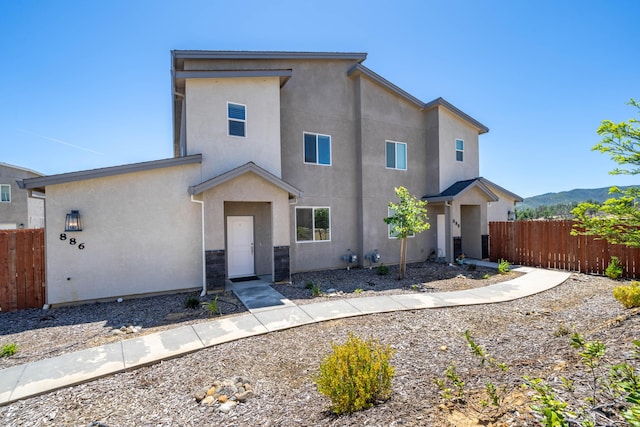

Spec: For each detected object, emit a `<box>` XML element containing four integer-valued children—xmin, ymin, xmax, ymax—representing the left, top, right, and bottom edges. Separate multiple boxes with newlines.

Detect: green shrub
<box><xmin>606</xmin><ymin>256</ymin><xmax>624</xmax><ymax>280</ymax></box>
<box><xmin>613</xmin><ymin>281</ymin><xmax>640</xmax><ymax>308</ymax></box>
<box><xmin>313</xmin><ymin>333</ymin><xmax>395</xmax><ymax>414</ymax></box>
<box><xmin>202</xmin><ymin>295</ymin><xmax>220</xmax><ymax>316</ymax></box>
<box><xmin>305</xmin><ymin>281</ymin><xmax>322</xmax><ymax>297</ymax></box>
<box><xmin>183</xmin><ymin>295</ymin><xmax>200</xmax><ymax>309</ymax></box>
<box><xmin>497</xmin><ymin>259</ymin><xmax>511</xmax><ymax>274</ymax></box>
<box><xmin>0</xmin><ymin>343</ymin><xmax>17</xmax><ymax>357</ymax></box>
<box><xmin>376</xmin><ymin>263</ymin><xmax>390</xmax><ymax>276</ymax></box>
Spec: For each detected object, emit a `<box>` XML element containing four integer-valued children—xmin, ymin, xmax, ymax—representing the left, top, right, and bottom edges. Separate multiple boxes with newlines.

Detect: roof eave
<box><xmin>424</xmin><ymin>97</ymin><xmax>489</xmax><ymax>134</ymax></box>
<box><xmin>20</xmin><ymin>155</ymin><xmax>202</xmax><ymax>189</ymax></box>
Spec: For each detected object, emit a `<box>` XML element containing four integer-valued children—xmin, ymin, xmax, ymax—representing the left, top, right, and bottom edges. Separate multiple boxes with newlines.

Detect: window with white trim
<box><xmin>303</xmin><ymin>132</ymin><xmax>331</xmax><ymax>166</ymax></box>
<box><xmin>386</xmin><ymin>141</ymin><xmax>407</xmax><ymax>170</ymax></box>
<box><xmin>296</xmin><ymin>207</ymin><xmax>330</xmax><ymax>242</ymax></box>
<box><xmin>455</xmin><ymin>139</ymin><xmax>464</xmax><ymax>162</ymax></box>
<box><xmin>0</xmin><ymin>185</ymin><xmax>10</xmax><ymax>203</ymax></box>
<box><xmin>388</xmin><ymin>207</ymin><xmax>415</xmax><ymax>239</ymax></box>
<box><xmin>227</xmin><ymin>102</ymin><xmax>246</xmax><ymax>137</ymax></box>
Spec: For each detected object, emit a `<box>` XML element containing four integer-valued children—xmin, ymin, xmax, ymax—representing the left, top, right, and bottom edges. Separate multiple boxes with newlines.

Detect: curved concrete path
<box><xmin>0</xmin><ymin>264</ymin><xmax>571</xmax><ymax>406</ymax></box>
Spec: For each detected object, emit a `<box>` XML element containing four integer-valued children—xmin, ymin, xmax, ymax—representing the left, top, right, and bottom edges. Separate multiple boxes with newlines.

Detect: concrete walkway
<box><xmin>0</xmin><ymin>264</ymin><xmax>571</xmax><ymax>406</ymax></box>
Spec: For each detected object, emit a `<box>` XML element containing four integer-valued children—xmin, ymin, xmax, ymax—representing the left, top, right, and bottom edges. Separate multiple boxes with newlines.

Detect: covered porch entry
<box><xmin>188</xmin><ymin>162</ymin><xmax>302</xmax><ymax>292</ymax></box>
<box><xmin>425</xmin><ymin>178</ymin><xmax>498</xmax><ymax>262</ymax></box>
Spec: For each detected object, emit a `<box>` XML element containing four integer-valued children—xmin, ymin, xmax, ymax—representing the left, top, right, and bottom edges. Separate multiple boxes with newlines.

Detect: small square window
<box><xmin>303</xmin><ymin>132</ymin><xmax>331</xmax><ymax>166</ymax></box>
<box><xmin>386</xmin><ymin>141</ymin><xmax>407</xmax><ymax>170</ymax></box>
<box><xmin>296</xmin><ymin>207</ymin><xmax>331</xmax><ymax>242</ymax></box>
<box><xmin>455</xmin><ymin>139</ymin><xmax>464</xmax><ymax>162</ymax></box>
<box><xmin>228</xmin><ymin>102</ymin><xmax>246</xmax><ymax>137</ymax></box>
<box><xmin>0</xmin><ymin>185</ymin><xmax>10</xmax><ymax>203</ymax></box>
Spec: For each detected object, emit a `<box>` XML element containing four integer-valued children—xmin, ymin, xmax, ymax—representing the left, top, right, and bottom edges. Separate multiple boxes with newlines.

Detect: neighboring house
<box><xmin>0</xmin><ymin>162</ymin><xmax>45</xmax><ymax>229</ymax></box>
<box><xmin>19</xmin><ymin>50</ymin><xmax>522</xmax><ymax>306</ymax></box>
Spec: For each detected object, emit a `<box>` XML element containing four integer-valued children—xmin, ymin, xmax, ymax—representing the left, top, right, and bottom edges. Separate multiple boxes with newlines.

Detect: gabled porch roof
<box><xmin>188</xmin><ymin>162</ymin><xmax>303</xmax><ymax>198</ymax></box>
<box><xmin>423</xmin><ymin>178</ymin><xmax>499</xmax><ymax>203</ymax></box>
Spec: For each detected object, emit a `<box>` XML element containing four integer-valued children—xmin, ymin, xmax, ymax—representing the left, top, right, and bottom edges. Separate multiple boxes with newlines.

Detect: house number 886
<box><xmin>59</xmin><ymin>233</ymin><xmax>85</xmax><ymax>250</ymax></box>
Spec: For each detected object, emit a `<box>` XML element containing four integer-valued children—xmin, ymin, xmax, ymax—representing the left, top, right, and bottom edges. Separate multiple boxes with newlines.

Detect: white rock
<box><xmin>117</xmin><ymin>298</ymin><xmax>123</xmax><ymax>303</ymax></box>
<box><xmin>219</xmin><ymin>400</ymin><xmax>238</xmax><ymax>413</ymax></box>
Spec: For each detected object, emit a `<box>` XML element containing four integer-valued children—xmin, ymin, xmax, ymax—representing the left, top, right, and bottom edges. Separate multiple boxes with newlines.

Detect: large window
<box><xmin>303</xmin><ymin>132</ymin><xmax>331</xmax><ymax>166</ymax></box>
<box><xmin>296</xmin><ymin>207</ymin><xmax>331</xmax><ymax>242</ymax></box>
<box><xmin>227</xmin><ymin>102</ymin><xmax>246</xmax><ymax>137</ymax></box>
<box><xmin>455</xmin><ymin>139</ymin><xmax>464</xmax><ymax>162</ymax></box>
<box><xmin>0</xmin><ymin>185</ymin><xmax>10</xmax><ymax>203</ymax></box>
<box><xmin>386</xmin><ymin>141</ymin><xmax>407</xmax><ymax>170</ymax></box>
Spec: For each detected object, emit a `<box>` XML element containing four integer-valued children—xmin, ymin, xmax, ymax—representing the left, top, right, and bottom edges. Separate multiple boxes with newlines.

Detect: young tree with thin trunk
<box><xmin>384</xmin><ymin>186</ymin><xmax>430</xmax><ymax>279</ymax></box>
<box><xmin>573</xmin><ymin>99</ymin><xmax>640</xmax><ymax>247</ymax></box>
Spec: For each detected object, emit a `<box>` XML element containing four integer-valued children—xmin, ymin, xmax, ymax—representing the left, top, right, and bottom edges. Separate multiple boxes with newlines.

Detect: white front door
<box><xmin>227</xmin><ymin>216</ymin><xmax>255</xmax><ymax>278</ymax></box>
<box><xmin>437</xmin><ymin>214</ymin><xmax>446</xmax><ymax>259</ymax></box>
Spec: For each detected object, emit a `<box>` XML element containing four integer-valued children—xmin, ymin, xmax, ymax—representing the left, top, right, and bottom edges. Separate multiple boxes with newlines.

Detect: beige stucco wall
<box><xmin>487</xmin><ymin>186</ymin><xmax>518</xmax><ymax>222</ymax></box>
<box><xmin>185</xmin><ymin>77</ymin><xmax>282</xmax><ymax>179</ymax></box>
<box><xmin>45</xmin><ymin>163</ymin><xmax>203</xmax><ymax>305</ymax></box>
<box><xmin>438</xmin><ymin>107</ymin><xmax>481</xmax><ymax>192</ymax></box>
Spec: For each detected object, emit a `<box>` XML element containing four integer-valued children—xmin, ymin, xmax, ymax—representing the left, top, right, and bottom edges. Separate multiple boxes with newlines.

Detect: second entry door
<box><xmin>227</xmin><ymin>216</ymin><xmax>255</xmax><ymax>278</ymax></box>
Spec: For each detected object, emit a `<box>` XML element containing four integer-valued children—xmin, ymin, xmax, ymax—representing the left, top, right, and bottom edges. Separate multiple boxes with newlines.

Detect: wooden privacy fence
<box><xmin>490</xmin><ymin>220</ymin><xmax>640</xmax><ymax>279</ymax></box>
<box><xmin>0</xmin><ymin>229</ymin><xmax>45</xmax><ymax>311</ymax></box>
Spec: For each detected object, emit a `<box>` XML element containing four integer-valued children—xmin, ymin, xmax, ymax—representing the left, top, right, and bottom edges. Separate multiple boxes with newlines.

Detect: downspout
<box><xmin>190</xmin><ymin>195</ymin><xmax>207</xmax><ymax>296</ymax></box>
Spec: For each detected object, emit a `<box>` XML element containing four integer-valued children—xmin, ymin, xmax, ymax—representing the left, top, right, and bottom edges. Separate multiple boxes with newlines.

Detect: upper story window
<box><xmin>455</xmin><ymin>139</ymin><xmax>464</xmax><ymax>162</ymax></box>
<box><xmin>227</xmin><ymin>102</ymin><xmax>246</xmax><ymax>137</ymax></box>
<box><xmin>386</xmin><ymin>141</ymin><xmax>407</xmax><ymax>170</ymax></box>
<box><xmin>296</xmin><ymin>207</ymin><xmax>331</xmax><ymax>242</ymax></box>
<box><xmin>0</xmin><ymin>185</ymin><xmax>10</xmax><ymax>203</ymax></box>
<box><xmin>304</xmin><ymin>132</ymin><xmax>331</xmax><ymax>166</ymax></box>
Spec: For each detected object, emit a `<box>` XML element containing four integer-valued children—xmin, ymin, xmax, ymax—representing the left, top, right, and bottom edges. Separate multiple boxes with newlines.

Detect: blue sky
<box><xmin>1</xmin><ymin>1</ymin><xmax>638</xmax><ymax>198</ymax></box>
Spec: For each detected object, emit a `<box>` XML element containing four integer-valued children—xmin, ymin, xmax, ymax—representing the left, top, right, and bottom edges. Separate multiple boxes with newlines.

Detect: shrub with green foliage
<box><xmin>1</xmin><ymin>343</ymin><xmax>17</xmax><ymax>357</ymax></box>
<box><xmin>313</xmin><ymin>333</ymin><xmax>395</xmax><ymax>414</ymax></box>
<box><xmin>201</xmin><ymin>295</ymin><xmax>220</xmax><ymax>316</ymax></box>
<box><xmin>498</xmin><ymin>259</ymin><xmax>511</xmax><ymax>274</ymax></box>
<box><xmin>376</xmin><ymin>263</ymin><xmax>390</xmax><ymax>276</ymax></box>
<box><xmin>606</xmin><ymin>256</ymin><xmax>624</xmax><ymax>279</ymax></box>
<box><xmin>613</xmin><ymin>281</ymin><xmax>640</xmax><ymax>308</ymax></box>
<box><xmin>183</xmin><ymin>295</ymin><xmax>200</xmax><ymax>309</ymax></box>
<box><xmin>305</xmin><ymin>281</ymin><xmax>322</xmax><ymax>297</ymax></box>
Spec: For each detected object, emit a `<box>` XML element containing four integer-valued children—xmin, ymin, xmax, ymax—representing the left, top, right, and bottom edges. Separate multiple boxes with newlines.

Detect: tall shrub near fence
<box><xmin>0</xmin><ymin>229</ymin><xmax>45</xmax><ymax>311</ymax></box>
<box><xmin>490</xmin><ymin>220</ymin><xmax>640</xmax><ymax>279</ymax></box>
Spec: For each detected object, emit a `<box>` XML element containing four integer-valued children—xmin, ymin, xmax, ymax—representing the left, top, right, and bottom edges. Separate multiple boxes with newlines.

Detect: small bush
<box><xmin>376</xmin><ymin>264</ymin><xmax>390</xmax><ymax>276</ymax></box>
<box><xmin>1</xmin><ymin>343</ymin><xmax>17</xmax><ymax>357</ymax></box>
<box><xmin>314</xmin><ymin>333</ymin><xmax>395</xmax><ymax>414</ymax></box>
<box><xmin>497</xmin><ymin>259</ymin><xmax>511</xmax><ymax>274</ymax></box>
<box><xmin>184</xmin><ymin>295</ymin><xmax>200</xmax><ymax>309</ymax></box>
<box><xmin>305</xmin><ymin>281</ymin><xmax>322</xmax><ymax>297</ymax></box>
<box><xmin>483</xmin><ymin>273</ymin><xmax>490</xmax><ymax>279</ymax></box>
<box><xmin>606</xmin><ymin>256</ymin><xmax>624</xmax><ymax>280</ymax></box>
<box><xmin>613</xmin><ymin>281</ymin><xmax>640</xmax><ymax>308</ymax></box>
<box><xmin>202</xmin><ymin>295</ymin><xmax>220</xmax><ymax>316</ymax></box>
<box><xmin>354</xmin><ymin>288</ymin><xmax>363</xmax><ymax>294</ymax></box>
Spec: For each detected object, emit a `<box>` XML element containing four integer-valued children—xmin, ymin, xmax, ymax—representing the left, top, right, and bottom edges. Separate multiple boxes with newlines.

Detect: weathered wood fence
<box><xmin>490</xmin><ymin>220</ymin><xmax>640</xmax><ymax>279</ymax></box>
<box><xmin>0</xmin><ymin>229</ymin><xmax>45</xmax><ymax>311</ymax></box>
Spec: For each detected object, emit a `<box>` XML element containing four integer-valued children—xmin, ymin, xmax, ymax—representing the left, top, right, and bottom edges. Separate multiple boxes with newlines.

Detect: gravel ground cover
<box><xmin>0</xmin><ymin>261</ymin><xmax>638</xmax><ymax>426</ymax></box>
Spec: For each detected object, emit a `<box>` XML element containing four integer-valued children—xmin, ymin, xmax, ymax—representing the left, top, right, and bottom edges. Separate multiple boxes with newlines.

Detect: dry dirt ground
<box><xmin>0</xmin><ymin>261</ymin><xmax>638</xmax><ymax>426</ymax></box>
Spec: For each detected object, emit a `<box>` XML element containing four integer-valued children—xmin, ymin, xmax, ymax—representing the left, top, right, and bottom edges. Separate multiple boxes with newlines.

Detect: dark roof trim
<box><xmin>478</xmin><ymin>177</ymin><xmax>524</xmax><ymax>202</ymax></box>
<box><xmin>173</xmin><ymin>69</ymin><xmax>292</xmax><ymax>87</ymax></box>
<box><xmin>19</xmin><ymin>155</ymin><xmax>202</xmax><ymax>189</ymax></box>
<box><xmin>424</xmin><ymin>97</ymin><xmax>489</xmax><ymax>134</ymax></box>
<box><xmin>188</xmin><ymin>162</ymin><xmax>303</xmax><ymax>198</ymax></box>
<box><xmin>423</xmin><ymin>178</ymin><xmax>498</xmax><ymax>203</ymax></box>
<box><xmin>172</xmin><ymin>50</ymin><xmax>368</xmax><ymax>62</ymax></box>
<box><xmin>348</xmin><ymin>64</ymin><xmax>424</xmax><ymax>109</ymax></box>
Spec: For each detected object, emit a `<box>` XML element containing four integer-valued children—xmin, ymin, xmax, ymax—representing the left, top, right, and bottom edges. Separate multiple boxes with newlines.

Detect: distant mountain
<box><xmin>517</xmin><ymin>186</ymin><xmax>638</xmax><ymax>210</ymax></box>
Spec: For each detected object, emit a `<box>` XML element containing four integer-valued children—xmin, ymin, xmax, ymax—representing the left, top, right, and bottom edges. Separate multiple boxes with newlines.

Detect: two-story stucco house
<box><xmin>19</xmin><ymin>50</ymin><xmax>521</xmax><ymax>306</ymax></box>
<box><xmin>0</xmin><ymin>162</ymin><xmax>45</xmax><ymax>229</ymax></box>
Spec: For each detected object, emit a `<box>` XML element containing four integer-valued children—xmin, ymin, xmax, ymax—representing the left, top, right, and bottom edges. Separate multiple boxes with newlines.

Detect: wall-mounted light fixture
<box><xmin>507</xmin><ymin>210</ymin><xmax>516</xmax><ymax>221</ymax></box>
<box><xmin>65</xmin><ymin>210</ymin><xmax>82</xmax><ymax>232</ymax></box>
